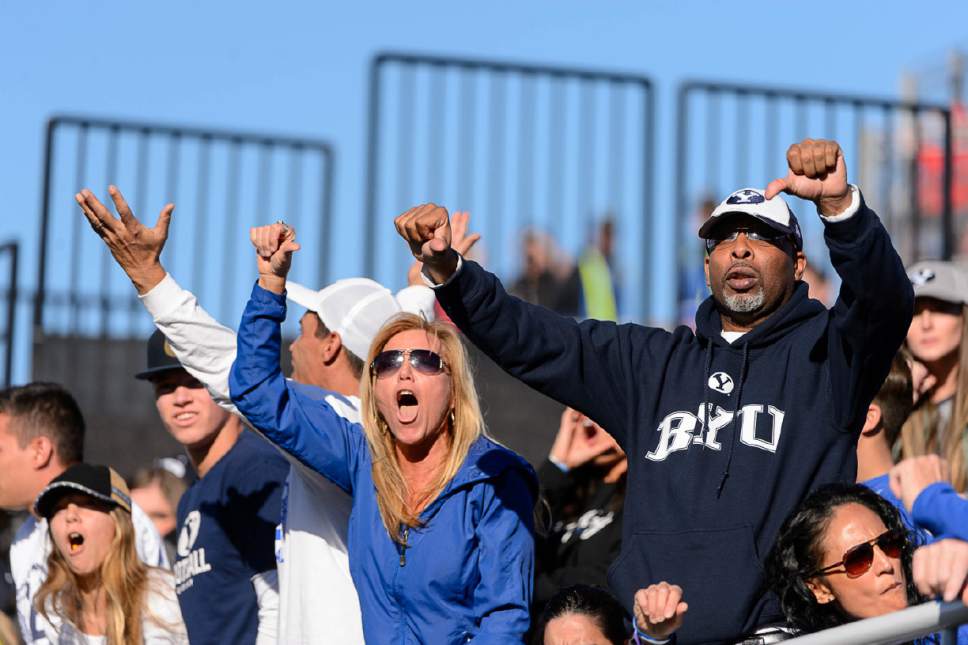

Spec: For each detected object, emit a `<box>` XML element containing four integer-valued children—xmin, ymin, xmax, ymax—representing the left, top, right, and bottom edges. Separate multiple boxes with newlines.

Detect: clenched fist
<box><xmin>250</xmin><ymin>222</ymin><xmax>300</xmax><ymax>294</ymax></box>
<box><xmin>765</xmin><ymin>138</ymin><xmax>852</xmax><ymax>216</ymax></box>
<box><xmin>394</xmin><ymin>203</ymin><xmax>459</xmax><ymax>284</ymax></box>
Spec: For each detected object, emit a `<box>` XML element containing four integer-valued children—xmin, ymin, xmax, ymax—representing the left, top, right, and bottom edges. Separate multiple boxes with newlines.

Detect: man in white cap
<box><xmin>395</xmin><ymin>138</ymin><xmax>915</xmax><ymax>643</ymax></box>
<box><xmin>75</xmin><ymin>186</ymin><xmax>440</xmax><ymax>644</ymax></box>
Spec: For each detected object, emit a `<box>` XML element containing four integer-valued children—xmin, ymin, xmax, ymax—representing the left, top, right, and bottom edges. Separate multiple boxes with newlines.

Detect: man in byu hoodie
<box><xmin>395</xmin><ymin>139</ymin><xmax>913</xmax><ymax>643</ymax></box>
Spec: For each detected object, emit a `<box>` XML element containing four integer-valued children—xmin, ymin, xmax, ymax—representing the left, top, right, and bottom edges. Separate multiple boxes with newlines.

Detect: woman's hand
<box><xmin>912</xmin><ymin>539</ymin><xmax>968</xmax><ymax>604</ymax></box>
<box><xmin>250</xmin><ymin>222</ymin><xmax>300</xmax><ymax>294</ymax></box>
<box><xmin>633</xmin><ymin>582</ymin><xmax>688</xmax><ymax>640</ymax></box>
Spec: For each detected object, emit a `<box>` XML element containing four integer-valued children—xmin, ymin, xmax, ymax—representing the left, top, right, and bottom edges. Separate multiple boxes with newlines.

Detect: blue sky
<box><xmin>2</xmin><ymin>1</ymin><xmax>966</xmax><ymax>382</ymax></box>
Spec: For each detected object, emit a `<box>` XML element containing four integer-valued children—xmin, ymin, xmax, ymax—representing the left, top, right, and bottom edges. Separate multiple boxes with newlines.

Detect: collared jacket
<box><xmin>229</xmin><ymin>284</ymin><xmax>537</xmax><ymax>644</ymax></box>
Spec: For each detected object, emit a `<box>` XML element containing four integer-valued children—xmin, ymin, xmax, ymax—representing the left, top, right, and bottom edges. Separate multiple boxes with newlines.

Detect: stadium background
<box><xmin>0</xmin><ymin>0</ymin><xmax>966</xmax><ymax>478</ymax></box>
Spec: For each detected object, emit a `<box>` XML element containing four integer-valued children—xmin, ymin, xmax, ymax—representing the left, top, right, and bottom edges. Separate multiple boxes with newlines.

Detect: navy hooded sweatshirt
<box><xmin>433</xmin><ymin>195</ymin><xmax>913</xmax><ymax>644</ymax></box>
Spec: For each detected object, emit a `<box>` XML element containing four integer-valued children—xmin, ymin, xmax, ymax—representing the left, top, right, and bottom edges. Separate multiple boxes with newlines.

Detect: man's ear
<box><xmin>805</xmin><ymin>577</ymin><xmax>835</xmax><ymax>605</ymax></box>
<box><xmin>321</xmin><ymin>332</ymin><xmax>343</xmax><ymax>365</ymax></box>
<box><xmin>704</xmin><ymin>255</ymin><xmax>711</xmax><ymax>290</ymax></box>
<box><xmin>30</xmin><ymin>436</ymin><xmax>55</xmax><ymax>470</ymax></box>
<box><xmin>794</xmin><ymin>251</ymin><xmax>807</xmax><ymax>281</ymax></box>
<box><xmin>861</xmin><ymin>403</ymin><xmax>883</xmax><ymax>436</ymax></box>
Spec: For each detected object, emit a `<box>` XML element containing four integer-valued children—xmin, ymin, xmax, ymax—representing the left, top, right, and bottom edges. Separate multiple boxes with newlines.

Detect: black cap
<box><xmin>134</xmin><ymin>329</ymin><xmax>185</xmax><ymax>381</ymax></box>
<box><xmin>34</xmin><ymin>463</ymin><xmax>132</xmax><ymax>519</ymax></box>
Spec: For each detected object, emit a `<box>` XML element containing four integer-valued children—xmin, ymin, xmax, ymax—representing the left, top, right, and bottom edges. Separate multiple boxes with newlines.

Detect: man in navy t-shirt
<box><xmin>136</xmin><ymin>329</ymin><xmax>288</xmax><ymax>644</ymax></box>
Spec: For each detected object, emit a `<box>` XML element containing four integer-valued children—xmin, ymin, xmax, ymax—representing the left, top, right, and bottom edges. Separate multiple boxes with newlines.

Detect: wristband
<box><xmin>632</xmin><ymin>623</ymin><xmax>671</xmax><ymax>645</ymax></box>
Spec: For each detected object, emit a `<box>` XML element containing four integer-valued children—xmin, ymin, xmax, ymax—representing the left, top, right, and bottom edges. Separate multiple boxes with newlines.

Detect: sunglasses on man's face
<box><xmin>809</xmin><ymin>529</ymin><xmax>906</xmax><ymax>579</ymax></box>
<box><xmin>370</xmin><ymin>349</ymin><xmax>448</xmax><ymax>379</ymax></box>
<box><xmin>704</xmin><ymin>228</ymin><xmax>791</xmax><ymax>254</ymax></box>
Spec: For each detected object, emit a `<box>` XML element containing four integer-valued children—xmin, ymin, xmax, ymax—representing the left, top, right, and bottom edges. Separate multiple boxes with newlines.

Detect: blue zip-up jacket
<box><xmin>229</xmin><ymin>283</ymin><xmax>537</xmax><ymax>644</ymax></box>
<box><xmin>433</xmin><ymin>195</ymin><xmax>913</xmax><ymax>644</ymax></box>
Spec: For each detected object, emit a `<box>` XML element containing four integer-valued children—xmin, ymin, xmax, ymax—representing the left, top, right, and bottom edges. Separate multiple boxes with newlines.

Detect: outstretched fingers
<box><xmin>76</xmin><ymin>189</ymin><xmax>119</xmax><ymax>236</ymax></box>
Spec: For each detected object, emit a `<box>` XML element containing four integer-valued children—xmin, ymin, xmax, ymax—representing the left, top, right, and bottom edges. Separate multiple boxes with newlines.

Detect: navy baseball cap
<box><xmin>698</xmin><ymin>188</ymin><xmax>803</xmax><ymax>251</ymax></box>
<box><xmin>134</xmin><ymin>329</ymin><xmax>184</xmax><ymax>381</ymax></box>
<box><xmin>35</xmin><ymin>463</ymin><xmax>132</xmax><ymax>519</ymax></box>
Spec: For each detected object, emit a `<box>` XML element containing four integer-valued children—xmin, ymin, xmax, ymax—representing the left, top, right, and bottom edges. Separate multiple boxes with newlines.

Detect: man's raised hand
<box><xmin>75</xmin><ymin>185</ymin><xmax>173</xmax><ymax>295</ymax></box>
<box><xmin>250</xmin><ymin>222</ymin><xmax>300</xmax><ymax>294</ymax></box>
<box><xmin>394</xmin><ymin>203</ymin><xmax>458</xmax><ymax>284</ymax></box>
<box><xmin>764</xmin><ymin>138</ymin><xmax>852</xmax><ymax>216</ymax></box>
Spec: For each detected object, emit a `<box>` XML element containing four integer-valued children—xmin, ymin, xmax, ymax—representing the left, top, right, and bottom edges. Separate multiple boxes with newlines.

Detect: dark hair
<box><xmin>0</xmin><ymin>383</ymin><xmax>84</xmax><ymax>465</ymax></box>
<box><xmin>765</xmin><ymin>483</ymin><xmax>922</xmax><ymax>633</ymax></box>
<box><xmin>313</xmin><ymin>314</ymin><xmax>365</xmax><ymax>379</ymax></box>
<box><xmin>874</xmin><ymin>353</ymin><xmax>914</xmax><ymax>446</ymax></box>
<box><xmin>532</xmin><ymin>584</ymin><xmax>628</xmax><ymax>645</ymax></box>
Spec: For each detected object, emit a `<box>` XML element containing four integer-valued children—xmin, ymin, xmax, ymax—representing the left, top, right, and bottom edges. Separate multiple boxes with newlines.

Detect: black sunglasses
<box><xmin>704</xmin><ymin>227</ymin><xmax>793</xmax><ymax>254</ymax></box>
<box><xmin>370</xmin><ymin>349</ymin><xmax>447</xmax><ymax>379</ymax></box>
<box><xmin>808</xmin><ymin>529</ymin><xmax>906</xmax><ymax>579</ymax></box>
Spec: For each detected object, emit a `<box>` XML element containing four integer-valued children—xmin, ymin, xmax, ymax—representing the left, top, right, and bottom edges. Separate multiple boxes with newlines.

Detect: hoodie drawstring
<box><xmin>716</xmin><ymin>342</ymin><xmax>749</xmax><ymax>497</ymax></box>
<box><xmin>699</xmin><ymin>342</ymin><xmax>714</xmax><ymax>448</ymax></box>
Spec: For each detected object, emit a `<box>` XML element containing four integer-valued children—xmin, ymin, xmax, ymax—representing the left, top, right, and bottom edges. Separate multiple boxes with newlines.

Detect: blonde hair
<box><xmin>35</xmin><ymin>506</ymin><xmax>171</xmax><ymax>644</ymax></box>
<box><xmin>899</xmin><ymin>307</ymin><xmax>968</xmax><ymax>491</ymax></box>
<box><xmin>359</xmin><ymin>313</ymin><xmax>484</xmax><ymax>540</ymax></box>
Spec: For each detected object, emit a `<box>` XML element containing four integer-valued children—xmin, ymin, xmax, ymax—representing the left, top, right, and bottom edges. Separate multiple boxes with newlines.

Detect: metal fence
<box><xmin>0</xmin><ymin>241</ymin><xmax>17</xmax><ymax>389</ymax></box>
<box><xmin>363</xmin><ymin>52</ymin><xmax>657</xmax><ymax>322</ymax></box>
<box><xmin>33</xmin><ymin>115</ymin><xmax>335</xmax><ymax>472</ymax></box>
<box><xmin>785</xmin><ymin>599</ymin><xmax>968</xmax><ymax>644</ymax></box>
<box><xmin>674</xmin><ymin>80</ymin><xmax>954</xmax><ymax>325</ymax></box>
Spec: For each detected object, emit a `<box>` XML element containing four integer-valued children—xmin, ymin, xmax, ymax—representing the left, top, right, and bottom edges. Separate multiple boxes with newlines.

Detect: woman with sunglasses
<box><xmin>767</xmin><ymin>482</ymin><xmax>968</xmax><ymax>641</ymax></box>
<box><xmin>229</xmin><ymin>223</ymin><xmax>538</xmax><ymax>643</ymax></box>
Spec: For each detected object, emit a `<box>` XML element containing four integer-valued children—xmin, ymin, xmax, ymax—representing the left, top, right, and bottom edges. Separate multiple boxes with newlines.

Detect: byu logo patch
<box><xmin>909</xmin><ymin>268</ymin><xmax>936</xmax><ymax>286</ymax></box>
<box><xmin>726</xmin><ymin>189</ymin><xmax>765</xmax><ymax>205</ymax></box>
<box><xmin>708</xmin><ymin>371</ymin><xmax>734</xmax><ymax>394</ymax></box>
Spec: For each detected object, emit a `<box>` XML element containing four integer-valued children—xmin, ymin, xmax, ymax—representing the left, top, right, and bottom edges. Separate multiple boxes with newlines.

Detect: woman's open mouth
<box><xmin>396</xmin><ymin>390</ymin><xmax>419</xmax><ymax>423</ymax></box>
<box><xmin>68</xmin><ymin>532</ymin><xmax>85</xmax><ymax>555</ymax></box>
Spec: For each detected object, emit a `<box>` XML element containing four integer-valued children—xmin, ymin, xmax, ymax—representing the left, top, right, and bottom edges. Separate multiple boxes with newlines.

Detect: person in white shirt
<box><xmin>33</xmin><ymin>463</ymin><xmax>187</xmax><ymax>645</ymax></box>
<box><xmin>0</xmin><ymin>383</ymin><xmax>167</xmax><ymax>644</ymax></box>
<box><xmin>74</xmin><ymin>186</ymin><xmax>470</xmax><ymax>644</ymax></box>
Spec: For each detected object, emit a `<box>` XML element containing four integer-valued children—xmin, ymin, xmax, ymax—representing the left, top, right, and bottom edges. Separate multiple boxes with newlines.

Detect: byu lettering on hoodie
<box><xmin>433</xmin><ymin>195</ymin><xmax>913</xmax><ymax>644</ymax></box>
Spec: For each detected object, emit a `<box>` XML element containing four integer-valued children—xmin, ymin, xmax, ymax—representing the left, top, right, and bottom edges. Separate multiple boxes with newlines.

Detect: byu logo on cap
<box><xmin>909</xmin><ymin>268</ymin><xmax>936</xmax><ymax>286</ymax></box>
<box><xmin>708</xmin><ymin>372</ymin><xmax>735</xmax><ymax>395</ymax></box>
<box><xmin>726</xmin><ymin>189</ymin><xmax>765</xmax><ymax>205</ymax></box>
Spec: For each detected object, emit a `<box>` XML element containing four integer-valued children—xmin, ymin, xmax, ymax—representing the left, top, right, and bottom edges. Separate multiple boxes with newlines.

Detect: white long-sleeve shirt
<box><xmin>140</xmin><ymin>274</ymin><xmax>365</xmax><ymax>645</ymax></box>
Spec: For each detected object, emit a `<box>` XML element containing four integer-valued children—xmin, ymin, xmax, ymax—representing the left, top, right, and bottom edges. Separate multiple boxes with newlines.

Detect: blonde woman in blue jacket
<box><xmin>230</xmin><ymin>223</ymin><xmax>537</xmax><ymax>644</ymax></box>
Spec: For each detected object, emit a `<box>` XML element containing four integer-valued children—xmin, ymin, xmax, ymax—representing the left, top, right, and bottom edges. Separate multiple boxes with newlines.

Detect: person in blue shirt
<box><xmin>135</xmin><ymin>330</ymin><xmax>289</xmax><ymax>644</ymax></box>
<box><xmin>229</xmin><ymin>222</ymin><xmax>538</xmax><ymax>644</ymax></box>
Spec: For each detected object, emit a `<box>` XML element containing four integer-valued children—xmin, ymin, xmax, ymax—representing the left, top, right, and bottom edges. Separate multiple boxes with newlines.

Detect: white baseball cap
<box><xmin>907</xmin><ymin>260</ymin><xmax>968</xmax><ymax>305</ymax></box>
<box><xmin>698</xmin><ymin>188</ymin><xmax>803</xmax><ymax>251</ymax></box>
<box><xmin>287</xmin><ymin>278</ymin><xmax>401</xmax><ymax>360</ymax></box>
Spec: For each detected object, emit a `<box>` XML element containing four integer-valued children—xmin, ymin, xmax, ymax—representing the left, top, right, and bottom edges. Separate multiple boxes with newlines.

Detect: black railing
<box><xmin>674</xmin><ymin>81</ymin><xmax>952</xmax><ymax>324</ymax></box>
<box><xmin>364</xmin><ymin>52</ymin><xmax>657</xmax><ymax>321</ymax></box>
<box><xmin>35</xmin><ymin>114</ymin><xmax>335</xmax><ymax>340</ymax></box>
<box><xmin>0</xmin><ymin>241</ymin><xmax>18</xmax><ymax>388</ymax></box>
<box><xmin>33</xmin><ymin>115</ymin><xmax>335</xmax><ymax>473</ymax></box>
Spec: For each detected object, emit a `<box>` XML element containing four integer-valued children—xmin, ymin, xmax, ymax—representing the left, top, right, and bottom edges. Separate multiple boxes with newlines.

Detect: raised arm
<box><xmin>228</xmin><ymin>223</ymin><xmax>364</xmax><ymax>492</ymax></box>
<box><xmin>394</xmin><ymin>205</ymin><xmax>673</xmax><ymax>449</ymax></box>
<box><xmin>765</xmin><ymin>140</ymin><xmax>913</xmax><ymax>429</ymax></box>
<box><xmin>76</xmin><ymin>187</ymin><xmax>240</xmax><ymax>413</ymax></box>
